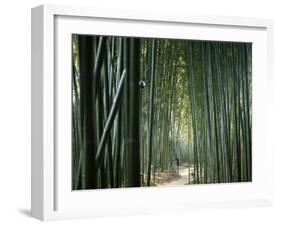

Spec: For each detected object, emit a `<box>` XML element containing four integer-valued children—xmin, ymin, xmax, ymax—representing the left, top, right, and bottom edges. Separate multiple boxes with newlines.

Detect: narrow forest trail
<box><xmin>162</xmin><ymin>166</ymin><xmax>190</xmax><ymax>186</ymax></box>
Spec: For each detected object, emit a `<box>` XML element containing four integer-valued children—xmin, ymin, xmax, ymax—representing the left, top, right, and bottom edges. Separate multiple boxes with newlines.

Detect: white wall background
<box><xmin>0</xmin><ymin>0</ymin><xmax>280</xmax><ymax>225</ymax></box>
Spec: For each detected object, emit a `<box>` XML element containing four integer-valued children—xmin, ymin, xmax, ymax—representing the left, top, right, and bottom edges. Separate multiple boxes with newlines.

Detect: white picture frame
<box><xmin>31</xmin><ymin>4</ymin><xmax>274</xmax><ymax>221</ymax></box>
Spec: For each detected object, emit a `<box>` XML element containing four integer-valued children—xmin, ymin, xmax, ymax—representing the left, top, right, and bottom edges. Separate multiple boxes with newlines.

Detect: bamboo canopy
<box><xmin>72</xmin><ymin>35</ymin><xmax>252</xmax><ymax>189</ymax></box>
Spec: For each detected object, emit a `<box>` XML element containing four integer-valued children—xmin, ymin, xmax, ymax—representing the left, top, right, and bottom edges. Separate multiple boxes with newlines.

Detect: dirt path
<box><xmin>162</xmin><ymin>166</ymin><xmax>190</xmax><ymax>186</ymax></box>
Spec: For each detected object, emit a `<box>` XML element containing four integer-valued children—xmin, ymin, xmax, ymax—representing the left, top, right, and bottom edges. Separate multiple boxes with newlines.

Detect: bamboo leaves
<box><xmin>72</xmin><ymin>35</ymin><xmax>252</xmax><ymax>189</ymax></box>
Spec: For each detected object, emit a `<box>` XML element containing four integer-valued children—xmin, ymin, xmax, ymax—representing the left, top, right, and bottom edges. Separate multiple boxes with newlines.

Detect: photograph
<box><xmin>71</xmin><ymin>34</ymin><xmax>252</xmax><ymax>190</ymax></box>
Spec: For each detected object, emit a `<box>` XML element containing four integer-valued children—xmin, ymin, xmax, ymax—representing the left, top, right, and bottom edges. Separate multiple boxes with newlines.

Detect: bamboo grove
<box><xmin>72</xmin><ymin>34</ymin><xmax>252</xmax><ymax>190</ymax></box>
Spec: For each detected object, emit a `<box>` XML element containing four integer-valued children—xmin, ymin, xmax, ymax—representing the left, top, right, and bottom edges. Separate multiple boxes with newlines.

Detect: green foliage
<box><xmin>72</xmin><ymin>35</ymin><xmax>252</xmax><ymax>189</ymax></box>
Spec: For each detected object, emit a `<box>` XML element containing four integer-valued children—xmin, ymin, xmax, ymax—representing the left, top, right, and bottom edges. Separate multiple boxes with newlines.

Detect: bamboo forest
<box><xmin>72</xmin><ymin>34</ymin><xmax>252</xmax><ymax>190</ymax></box>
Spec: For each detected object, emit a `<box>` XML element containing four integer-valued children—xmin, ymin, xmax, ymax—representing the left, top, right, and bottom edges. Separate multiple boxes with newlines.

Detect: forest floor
<box><xmin>163</xmin><ymin>166</ymin><xmax>189</xmax><ymax>186</ymax></box>
<box><xmin>152</xmin><ymin>165</ymin><xmax>193</xmax><ymax>186</ymax></box>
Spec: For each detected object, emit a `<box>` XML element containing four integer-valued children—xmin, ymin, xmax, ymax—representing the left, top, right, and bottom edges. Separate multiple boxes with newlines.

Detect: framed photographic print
<box><xmin>31</xmin><ymin>4</ymin><xmax>274</xmax><ymax>221</ymax></box>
